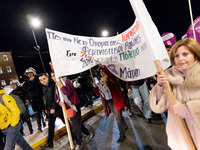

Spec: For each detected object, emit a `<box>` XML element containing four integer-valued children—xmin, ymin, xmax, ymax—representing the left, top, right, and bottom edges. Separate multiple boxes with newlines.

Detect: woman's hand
<box><xmin>56</xmin><ymin>81</ymin><xmax>62</xmax><ymax>87</ymax></box>
<box><xmin>93</xmin><ymin>82</ymin><xmax>97</xmax><ymax>88</ymax></box>
<box><xmin>169</xmin><ymin>101</ymin><xmax>191</xmax><ymax>119</ymax></box>
<box><xmin>59</xmin><ymin>102</ymin><xmax>65</xmax><ymax>107</ymax></box>
<box><xmin>156</xmin><ymin>71</ymin><xmax>168</xmax><ymax>86</ymax></box>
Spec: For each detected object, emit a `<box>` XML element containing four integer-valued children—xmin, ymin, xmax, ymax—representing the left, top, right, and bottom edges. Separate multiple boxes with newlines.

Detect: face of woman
<box><xmin>51</xmin><ymin>73</ymin><xmax>56</xmax><ymax>81</ymax></box>
<box><xmin>174</xmin><ymin>46</ymin><xmax>196</xmax><ymax>69</ymax></box>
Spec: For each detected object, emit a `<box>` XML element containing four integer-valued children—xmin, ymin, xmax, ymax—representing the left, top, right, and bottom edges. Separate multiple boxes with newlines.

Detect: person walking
<box><xmin>51</xmin><ymin>72</ymin><xmax>93</xmax><ymax>150</ymax></box>
<box><xmin>10</xmin><ymin>79</ymin><xmax>33</xmax><ymax>136</ymax></box>
<box><xmin>150</xmin><ymin>38</ymin><xmax>200</xmax><ymax>149</ymax></box>
<box><xmin>93</xmin><ymin>66</ymin><xmax>128</xmax><ymax>142</ymax></box>
<box><xmin>0</xmin><ymin>89</ymin><xmax>33</xmax><ymax>150</ymax></box>
<box><xmin>23</xmin><ymin>67</ymin><xmax>46</xmax><ymax>132</ymax></box>
<box><xmin>126</xmin><ymin>79</ymin><xmax>152</xmax><ymax>123</ymax></box>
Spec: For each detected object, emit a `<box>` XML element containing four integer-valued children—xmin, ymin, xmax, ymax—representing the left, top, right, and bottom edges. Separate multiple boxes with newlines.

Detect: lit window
<box><xmin>3</xmin><ymin>55</ymin><xmax>8</xmax><ymax>61</ymax></box>
<box><xmin>6</xmin><ymin>66</ymin><xmax>12</xmax><ymax>73</ymax></box>
<box><xmin>1</xmin><ymin>80</ymin><xmax>6</xmax><ymax>86</ymax></box>
<box><xmin>0</xmin><ymin>67</ymin><xmax>3</xmax><ymax>74</ymax></box>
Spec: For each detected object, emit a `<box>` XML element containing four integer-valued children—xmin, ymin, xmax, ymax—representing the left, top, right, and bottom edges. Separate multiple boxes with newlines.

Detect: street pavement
<box><xmin>35</xmin><ymin>104</ymin><xmax>171</xmax><ymax>150</ymax></box>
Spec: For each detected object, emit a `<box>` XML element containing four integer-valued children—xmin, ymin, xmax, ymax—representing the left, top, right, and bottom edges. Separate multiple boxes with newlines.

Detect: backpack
<box><xmin>0</xmin><ymin>94</ymin><xmax>26</xmax><ymax>115</ymax></box>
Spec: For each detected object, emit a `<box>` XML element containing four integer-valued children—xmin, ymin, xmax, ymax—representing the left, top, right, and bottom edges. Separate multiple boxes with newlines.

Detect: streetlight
<box><xmin>30</xmin><ymin>17</ymin><xmax>46</xmax><ymax>73</ymax></box>
<box><xmin>101</xmin><ymin>30</ymin><xmax>109</xmax><ymax>37</ymax></box>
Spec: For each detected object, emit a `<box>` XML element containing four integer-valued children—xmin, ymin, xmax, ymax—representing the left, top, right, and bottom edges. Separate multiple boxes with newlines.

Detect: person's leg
<box><xmin>139</xmin><ymin>82</ymin><xmax>152</xmax><ymax>120</ymax></box>
<box><xmin>131</xmin><ymin>86</ymin><xmax>143</xmax><ymax>111</ymax></box>
<box><xmin>23</xmin><ymin>109</ymin><xmax>33</xmax><ymax>134</ymax></box>
<box><xmin>26</xmin><ymin>117</ymin><xmax>33</xmax><ymax>134</ymax></box>
<box><xmin>47</xmin><ymin>113</ymin><xmax>56</xmax><ymax>145</ymax></box>
<box><xmin>19</xmin><ymin>117</ymin><xmax>24</xmax><ymax>136</ymax></box>
<box><xmin>57</xmin><ymin>111</ymin><xmax>77</xmax><ymax>142</ymax></box>
<box><xmin>15</xmin><ymin>131</ymin><xmax>33</xmax><ymax>150</ymax></box>
<box><xmin>2</xmin><ymin>124</ymin><xmax>32</xmax><ymax>150</ymax></box>
<box><xmin>107</xmin><ymin>100</ymin><xmax>126</xmax><ymax>138</ymax></box>
<box><xmin>35</xmin><ymin>111</ymin><xmax>42</xmax><ymax>131</ymax></box>
<box><xmin>76</xmin><ymin>105</ymin><xmax>90</xmax><ymax>135</ymax></box>
<box><xmin>70</xmin><ymin>107</ymin><xmax>82</xmax><ymax>145</ymax></box>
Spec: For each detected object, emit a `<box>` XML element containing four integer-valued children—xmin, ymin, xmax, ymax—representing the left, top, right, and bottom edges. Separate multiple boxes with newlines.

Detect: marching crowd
<box><xmin>0</xmin><ymin>38</ymin><xmax>200</xmax><ymax>150</ymax></box>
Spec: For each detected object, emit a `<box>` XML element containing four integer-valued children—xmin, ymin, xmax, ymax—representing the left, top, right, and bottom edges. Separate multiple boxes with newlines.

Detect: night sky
<box><xmin>0</xmin><ymin>0</ymin><xmax>199</xmax><ymax>78</ymax></box>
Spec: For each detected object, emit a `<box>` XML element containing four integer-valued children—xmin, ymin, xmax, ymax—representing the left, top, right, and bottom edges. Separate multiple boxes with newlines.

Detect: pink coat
<box><xmin>150</xmin><ymin>63</ymin><xmax>200</xmax><ymax>150</ymax></box>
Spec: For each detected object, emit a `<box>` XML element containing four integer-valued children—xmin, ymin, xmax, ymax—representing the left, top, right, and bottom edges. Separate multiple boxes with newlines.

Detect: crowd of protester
<box><xmin>1</xmin><ymin>38</ymin><xmax>200</xmax><ymax>150</ymax></box>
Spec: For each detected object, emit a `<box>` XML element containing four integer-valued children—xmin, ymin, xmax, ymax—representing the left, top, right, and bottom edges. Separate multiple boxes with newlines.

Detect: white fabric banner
<box><xmin>45</xmin><ymin>0</ymin><xmax>170</xmax><ymax>81</ymax></box>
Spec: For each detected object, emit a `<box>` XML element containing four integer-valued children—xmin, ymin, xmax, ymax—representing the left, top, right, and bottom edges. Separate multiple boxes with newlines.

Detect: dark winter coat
<box><xmin>23</xmin><ymin>75</ymin><xmax>44</xmax><ymax>111</ymax></box>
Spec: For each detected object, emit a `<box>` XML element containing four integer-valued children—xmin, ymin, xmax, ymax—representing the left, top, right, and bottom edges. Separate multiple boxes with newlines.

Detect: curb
<box><xmin>31</xmin><ymin>103</ymin><xmax>103</xmax><ymax>149</ymax></box>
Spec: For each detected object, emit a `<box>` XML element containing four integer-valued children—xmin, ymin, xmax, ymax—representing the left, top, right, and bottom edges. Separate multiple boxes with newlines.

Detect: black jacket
<box><xmin>23</xmin><ymin>75</ymin><xmax>43</xmax><ymax>99</ymax></box>
<box><xmin>41</xmin><ymin>79</ymin><xmax>62</xmax><ymax>115</ymax></box>
<box><xmin>23</xmin><ymin>75</ymin><xmax>44</xmax><ymax>111</ymax></box>
<box><xmin>10</xmin><ymin>86</ymin><xmax>29</xmax><ymax>104</ymax></box>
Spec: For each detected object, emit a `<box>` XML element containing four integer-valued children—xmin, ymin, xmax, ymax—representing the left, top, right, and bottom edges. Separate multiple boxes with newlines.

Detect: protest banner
<box><xmin>45</xmin><ymin>21</ymin><xmax>170</xmax><ymax>81</ymax></box>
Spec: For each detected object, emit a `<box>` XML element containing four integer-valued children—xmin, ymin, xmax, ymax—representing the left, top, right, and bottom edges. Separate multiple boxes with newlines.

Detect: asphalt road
<box><xmin>39</xmin><ymin>104</ymin><xmax>171</xmax><ymax>150</ymax></box>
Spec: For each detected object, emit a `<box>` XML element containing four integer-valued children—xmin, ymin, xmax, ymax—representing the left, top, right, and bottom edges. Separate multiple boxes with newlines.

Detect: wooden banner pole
<box><xmin>61</xmin><ymin>104</ymin><xmax>74</xmax><ymax>149</ymax></box>
<box><xmin>154</xmin><ymin>60</ymin><xmax>196</xmax><ymax>150</ymax></box>
<box><xmin>57</xmin><ymin>77</ymin><xmax>74</xmax><ymax>149</ymax></box>
<box><xmin>89</xmin><ymin>68</ymin><xmax>94</xmax><ymax>81</ymax></box>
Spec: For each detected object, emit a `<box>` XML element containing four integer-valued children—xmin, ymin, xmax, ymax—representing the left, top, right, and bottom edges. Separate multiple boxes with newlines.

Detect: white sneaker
<box><xmin>75</xmin><ymin>144</ymin><xmax>81</xmax><ymax>150</ymax></box>
<box><xmin>84</xmin><ymin>132</ymin><xmax>94</xmax><ymax>144</ymax></box>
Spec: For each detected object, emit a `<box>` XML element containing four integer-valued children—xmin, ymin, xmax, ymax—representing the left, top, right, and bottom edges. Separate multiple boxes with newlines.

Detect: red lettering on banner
<box><xmin>80</xmin><ymin>51</ymin><xmax>94</xmax><ymax>59</ymax></box>
<box><xmin>122</xmin><ymin>21</ymin><xmax>140</xmax><ymax>42</ymax></box>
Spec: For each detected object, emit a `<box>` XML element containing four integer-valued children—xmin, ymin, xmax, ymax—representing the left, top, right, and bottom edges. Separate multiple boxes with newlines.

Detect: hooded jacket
<box><xmin>150</xmin><ymin>62</ymin><xmax>200</xmax><ymax>150</ymax></box>
<box><xmin>0</xmin><ymin>90</ymin><xmax>20</xmax><ymax>130</ymax></box>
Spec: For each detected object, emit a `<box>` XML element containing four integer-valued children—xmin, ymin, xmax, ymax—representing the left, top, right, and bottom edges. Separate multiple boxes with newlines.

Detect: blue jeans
<box><xmin>131</xmin><ymin>82</ymin><xmax>152</xmax><ymax>119</ymax></box>
<box><xmin>1</xmin><ymin>123</ymin><xmax>32</xmax><ymax>150</ymax></box>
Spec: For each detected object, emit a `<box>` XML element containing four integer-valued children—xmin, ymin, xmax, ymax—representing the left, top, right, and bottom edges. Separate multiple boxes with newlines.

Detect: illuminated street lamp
<box><xmin>101</xmin><ymin>30</ymin><xmax>109</xmax><ymax>37</ymax></box>
<box><xmin>30</xmin><ymin>17</ymin><xmax>46</xmax><ymax>73</ymax></box>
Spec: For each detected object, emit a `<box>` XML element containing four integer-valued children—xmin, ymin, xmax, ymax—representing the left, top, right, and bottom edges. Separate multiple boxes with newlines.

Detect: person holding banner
<box><xmin>51</xmin><ymin>72</ymin><xmax>93</xmax><ymax>150</ymax></box>
<box><xmin>93</xmin><ymin>66</ymin><xmax>128</xmax><ymax>143</ymax></box>
<box><xmin>150</xmin><ymin>38</ymin><xmax>200</xmax><ymax>149</ymax></box>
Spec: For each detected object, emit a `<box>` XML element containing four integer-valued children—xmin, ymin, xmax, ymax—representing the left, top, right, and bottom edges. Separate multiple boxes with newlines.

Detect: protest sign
<box><xmin>46</xmin><ymin>0</ymin><xmax>170</xmax><ymax>81</ymax></box>
<box><xmin>187</xmin><ymin>16</ymin><xmax>200</xmax><ymax>44</ymax></box>
<box><xmin>161</xmin><ymin>32</ymin><xmax>176</xmax><ymax>46</ymax></box>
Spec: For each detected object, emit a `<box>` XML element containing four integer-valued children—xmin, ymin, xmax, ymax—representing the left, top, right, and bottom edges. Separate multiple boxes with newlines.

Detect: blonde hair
<box><xmin>169</xmin><ymin>38</ymin><xmax>200</xmax><ymax>65</ymax></box>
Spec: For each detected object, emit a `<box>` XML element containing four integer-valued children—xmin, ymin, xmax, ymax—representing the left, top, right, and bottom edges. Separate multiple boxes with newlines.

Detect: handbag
<box><xmin>66</xmin><ymin>93</ymin><xmax>76</xmax><ymax>118</ymax></box>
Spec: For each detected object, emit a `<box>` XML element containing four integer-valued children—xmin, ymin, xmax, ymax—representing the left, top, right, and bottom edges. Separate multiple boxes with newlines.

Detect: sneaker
<box><xmin>40</xmin><ymin>143</ymin><xmax>53</xmax><ymax>149</ymax></box>
<box><xmin>84</xmin><ymin>132</ymin><xmax>94</xmax><ymax>144</ymax></box>
<box><xmin>117</xmin><ymin>135</ymin><xmax>126</xmax><ymax>143</ymax></box>
<box><xmin>75</xmin><ymin>144</ymin><xmax>82</xmax><ymax>150</ymax></box>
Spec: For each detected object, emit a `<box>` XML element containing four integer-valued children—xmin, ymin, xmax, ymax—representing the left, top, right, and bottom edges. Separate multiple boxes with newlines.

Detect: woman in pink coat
<box><xmin>150</xmin><ymin>38</ymin><xmax>200</xmax><ymax>150</ymax></box>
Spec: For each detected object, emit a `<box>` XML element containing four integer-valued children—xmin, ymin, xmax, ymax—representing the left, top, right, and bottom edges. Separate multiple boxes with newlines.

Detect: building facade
<box><xmin>0</xmin><ymin>51</ymin><xmax>18</xmax><ymax>87</ymax></box>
